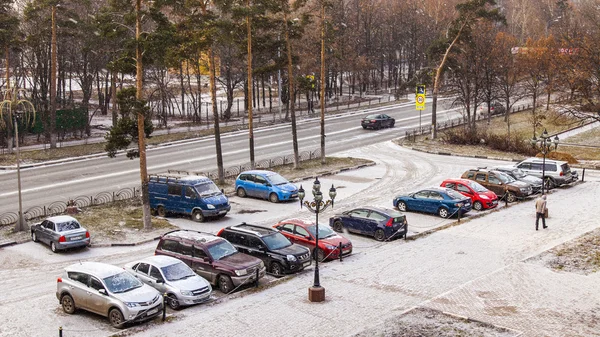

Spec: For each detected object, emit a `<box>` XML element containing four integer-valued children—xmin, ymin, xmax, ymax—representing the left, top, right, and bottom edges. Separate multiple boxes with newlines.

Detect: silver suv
<box><xmin>125</xmin><ymin>255</ymin><xmax>212</xmax><ymax>310</ymax></box>
<box><xmin>56</xmin><ymin>262</ymin><xmax>163</xmax><ymax>328</ymax></box>
<box><xmin>515</xmin><ymin>158</ymin><xmax>578</xmax><ymax>189</ymax></box>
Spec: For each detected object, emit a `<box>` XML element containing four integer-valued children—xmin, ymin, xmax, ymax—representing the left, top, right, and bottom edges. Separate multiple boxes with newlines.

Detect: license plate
<box><xmin>291</xmin><ymin>194</ymin><xmax>298</xmax><ymax>198</ymax></box>
<box><xmin>147</xmin><ymin>307</ymin><xmax>159</xmax><ymax>315</ymax></box>
<box><xmin>218</xmin><ymin>210</ymin><xmax>226</xmax><ymax>214</ymax></box>
<box><xmin>303</xmin><ymin>261</ymin><xmax>311</xmax><ymax>267</ymax></box>
<box><xmin>71</xmin><ymin>236</ymin><xmax>83</xmax><ymax>241</ymax></box>
<box><xmin>492</xmin><ymin>200</ymin><xmax>498</xmax><ymax>205</ymax></box>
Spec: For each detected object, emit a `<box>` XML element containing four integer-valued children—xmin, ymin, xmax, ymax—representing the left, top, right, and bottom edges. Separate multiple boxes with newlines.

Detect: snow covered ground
<box><xmin>0</xmin><ymin>143</ymin><xmax>599</xmax><ymax>337</ymax></box>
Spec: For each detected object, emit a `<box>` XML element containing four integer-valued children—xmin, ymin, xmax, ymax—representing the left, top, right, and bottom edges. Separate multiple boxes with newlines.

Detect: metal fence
<box><xmin>0</xmin><ymin>148</ymin><xmax>322</xmax><ymax>227</ymax></box>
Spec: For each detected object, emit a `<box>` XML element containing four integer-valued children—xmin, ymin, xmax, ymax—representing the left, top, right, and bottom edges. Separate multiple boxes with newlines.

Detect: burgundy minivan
<box><xmin>155</xmin><ymin>229</ymin><xmax>266</xmax><ymax>294</ymax></box>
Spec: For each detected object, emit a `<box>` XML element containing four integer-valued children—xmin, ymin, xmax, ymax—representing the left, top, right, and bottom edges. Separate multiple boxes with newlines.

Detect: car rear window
<box><xmin>561</xmin><ymin>163</ymin><xmax>571</xmax><ymax>173</ymax></box>
<box><xmin>57</xmin><ymin>220</ymin><xmax>81</xmax><ymax>232</ymax></box>
<box><xmin>445</xmin><ymin>189</ymin><xmax>465</xmax><ymax>199</ymax></box>
<box><xmin>392</xmin><ymin>215</ymin><xmax>406</xmax><ymax>223</ymax></box>
<box><xmin>365</xmin><ymin>114</ymin><xmax>378</xmax><ymax>119</ymax></box>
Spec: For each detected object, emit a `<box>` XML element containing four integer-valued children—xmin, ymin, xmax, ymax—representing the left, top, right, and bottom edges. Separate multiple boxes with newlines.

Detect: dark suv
<box><xmin>217</xmin><ymin>223</ymin><xmax>311</xmax><ymax>277</ymax></box>
<box><xmin>155</xmin><ymin>230</ymin><xmax>266</xmax><ymax>294</ymax></box>
<box><xmin>461</xmin><ymin>168</ymin><xmax>533</xmax><ymax>203</ymax></box>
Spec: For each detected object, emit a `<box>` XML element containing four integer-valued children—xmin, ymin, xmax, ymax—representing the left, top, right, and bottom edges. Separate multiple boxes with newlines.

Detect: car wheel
<box><xmin>545</xmin><ymin>178</ymin><xmax>556</xmax><ymax>190</ymax></box>
<box><xmin>269</xmin><ymin>193</ymin><xmax>279</xmax><ymax>203</ymax></box>
<box><xmin>313</xmin><ymin>248</ymin><xmax>325</xmax><ymax>262</ymax></box>
<box><xmin>109</xmin><ymin>308</ymin><xmax>125</xmax><ymax>328</ymax></box>
<box><xmin>51</xmin><ymin>242</ymin><xmax>58</xmax><ymax>253</ymax></box>
<box><xmin>61</xmin><ymin>294</ymin><xmax>76</xmax><ymax>314</ymax></box>
<box><xmin>332</xmin><ymin>220</ymin><xmax>343</xmax><ymax>232</ymax></box>
<box><xmin>218</xmin><ymin>274</ymin><xmax>234</xmax><ymax>294</ymax></box>
<box><xmin>473</xmin><ymin>201</ymin><xmax>483</xmax><ymax>211</ymax></box>
<box><xmin>157</xmin><ymin>206</ymin><xmax>166</xmax><ymax>217</ymax></box>
<box><xmin>31</xmin><ymin>231</ymin><xmax>38</xmax><ymax>242</ymax></box>
<box><xmin>438</xmin><ymin>208</ymin><xmax>450</xmax><ymax>218</ymax></box>
<box><xmin>362</xmin><ymin>125</ymin><xmax>367</xmax><ymax>129</ymax></box>
<box><xmin>506</xmin><ymin>192</ymin><xmax>517</xmax><ymax>203</ymax></box>
<box><xmin>396</xmin><ymin>201</ymin><xmax>407</xmax><ymax>212</ymax></box>
<box><xmin>192</xmin><ymin>210</ymin><xmax>204</xmax><ymax>222</ymax></box>
<box><xmin>237</xmin><ymin>188</ymin><xmax>247</xmax><ymax>198</ymax></box>
<box><xmin>374</xmin><ymin>229</ymin><xmax>386</xmax><ymax>241</ymax></box>
<box><xmin>390</xmin><ymin>121</ymin><xmax>395</xmax><ymax>128</ymax></box>
<box><xmin>167</xmin><ymin>294</ymin><xmax>180</xmax><ymax>310</ymax></box>
<box><xmin>270</xmin><ymin>262</ymin><xmax>284</xmax><ymax>277</ymax></box>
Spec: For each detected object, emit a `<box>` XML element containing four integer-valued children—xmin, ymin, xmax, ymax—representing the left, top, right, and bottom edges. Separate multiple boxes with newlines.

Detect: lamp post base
<box><xmin>308</xmin><ymin>286</ymin><xmax>325</xmax><ymax>302</ymax></box>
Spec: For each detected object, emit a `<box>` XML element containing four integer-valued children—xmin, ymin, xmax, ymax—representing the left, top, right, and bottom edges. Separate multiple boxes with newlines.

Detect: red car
<box><xmin>273</xmin><ymin>219</ymin><xmax>352</xmax><ymax>261</ymax></box>
<box><xmin>440</xmin><ymin>178</ymin><xmax>498</xmax><ymax>211</ymax></box>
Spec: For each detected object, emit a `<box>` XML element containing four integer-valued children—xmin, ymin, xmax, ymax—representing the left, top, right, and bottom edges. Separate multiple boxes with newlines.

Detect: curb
<box><xmin>90</xmin><ymin>236</ymin><xmax>162</xmax><ymax>248</ymax></box>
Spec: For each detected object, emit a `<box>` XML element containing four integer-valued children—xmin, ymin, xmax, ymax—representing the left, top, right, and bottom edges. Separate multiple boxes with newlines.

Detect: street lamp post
<box><xmin>0</xmin><ymin>87</ymin><xmax>36</xmax><ymax>232</ymax></box>
<box><xmin>298</xmin><ymin>177</ymin><xmax>336</xmax><ymax>303</ymax></box>
<box><xmin>531</xmin><ymin>128</ymin><xmax>559</xmax><ymax>194</ymax></box>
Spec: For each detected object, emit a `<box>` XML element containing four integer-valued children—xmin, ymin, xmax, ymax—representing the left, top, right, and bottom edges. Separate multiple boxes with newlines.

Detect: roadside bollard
<box><xmin>255</xmin><ymin>268</ymin><xmax>259</xmax><ymax>288</ymax></box>
<box><xmin>582</xmin><ymin>168</ymin><xmax>586</xmax><ymax>182</ymax></box>
<box><xmin>59</xmin><ymin>326</ymin><xmax>63</xmax><ymax>337</ymax></box>
<box><xmin>162</xmin><ymin>293</ymin><xmax>167</xmax><ymax>321</ymax></box>
<box><xmin>457</xmin><ymin>205</ymin><xmax>462</xmax><ymax>223</ymax></box>
<box><xmin>504</xmin><ymin>188</ymin><xmax>509</xmax><ymax>207</ymax></box>
<box><xmin>339</xmin><ymin>242</ymin><xmax>343</xmax><ymax>262</ymax></box>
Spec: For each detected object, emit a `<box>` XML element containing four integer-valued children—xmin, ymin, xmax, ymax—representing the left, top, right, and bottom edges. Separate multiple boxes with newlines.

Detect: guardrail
<box><xmin>0</xmin><ymin>149</ymin><xmax>322</xmax><ymax>227</ymax></box>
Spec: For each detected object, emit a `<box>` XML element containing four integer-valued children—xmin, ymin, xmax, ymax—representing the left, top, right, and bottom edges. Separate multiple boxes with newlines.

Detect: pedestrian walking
<box><xmin>535</xmin><ymin>194</ymin><xmax>547</xmax><ymax>230</ymax></box>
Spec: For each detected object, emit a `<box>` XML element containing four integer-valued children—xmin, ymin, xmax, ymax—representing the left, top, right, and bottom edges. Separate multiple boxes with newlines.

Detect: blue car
<box><xmin>393</xmin><ymin>187</ymin><xmax>471</xmax><ymax>218</ymax></box>
<box><xmin>235</xmin><ymin>170</ymin><xmax>298</xmax><ymax>203</ymax></box>
<box><xmin>329</xmin><ymin>206</ymin><xmax>408</xmax><ymax>241</ymax></box>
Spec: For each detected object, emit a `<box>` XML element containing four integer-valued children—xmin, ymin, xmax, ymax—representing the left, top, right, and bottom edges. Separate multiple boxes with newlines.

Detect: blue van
<box><xmin>235</xmin><ymin>170</ymin><xmax>298</xmax><ymax>203</ymax></box>
<box><xmin>149</xmin><ymin>173</ymin><xmax>230</xmax><ymax>222</ymax></box>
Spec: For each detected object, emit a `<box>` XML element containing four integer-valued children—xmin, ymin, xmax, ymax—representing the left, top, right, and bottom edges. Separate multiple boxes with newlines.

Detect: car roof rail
<box><xmin>231</xmin><ymin>222</ymin><xmax>274</xmax><ymax>237</ymax></box>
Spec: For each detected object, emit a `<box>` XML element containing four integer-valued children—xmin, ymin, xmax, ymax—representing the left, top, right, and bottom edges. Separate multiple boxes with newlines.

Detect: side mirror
<box><xmin>99</xmin><ymin>289</ymin><xmax>108</xmax><ymax>296</ymax></box>
<box><xmin>221</xmin><ymin>188</ymin><xmax>224</xmax><ymax>194</ymax></box>
<box><xmin>156</xmin><ymin>279</ymin><xmax>164</xmax><ymax>284</ymax></box>
<box><xmin>305</xmin><ymin>235</ymin><xmax>312</xmax><ymax>241</ymax></box>
<box><xmin>265</xmin><ymin>183</ymin><xmax>271</xmax><ymax>187</ymax></box>
<box><xmin>257</xmin><ymin>244</ymin><xmax>266</xmax><ymax>251</ymax></box>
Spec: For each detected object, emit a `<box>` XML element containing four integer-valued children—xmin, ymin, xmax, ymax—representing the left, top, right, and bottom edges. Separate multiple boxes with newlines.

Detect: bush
<box><xmin>441</xmin><ymin>126</ymin><xmax>538</xmax><ymax>156</ymax></box>
<box><xmin>539</xmin><ymin>151</ymin><xmax>578</xmax><ymax>164</ymax></box>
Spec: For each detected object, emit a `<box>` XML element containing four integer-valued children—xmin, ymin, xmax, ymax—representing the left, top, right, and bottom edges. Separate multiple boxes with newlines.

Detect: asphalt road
<box><xmin>0</xmin><ymin>99</ymin><xmax>459</xmax><ymax>215</ymax></box>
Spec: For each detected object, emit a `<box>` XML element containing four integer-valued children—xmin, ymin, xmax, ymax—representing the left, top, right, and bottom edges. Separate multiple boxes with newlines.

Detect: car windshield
<box><xmin>267</xmin><ymin>173</ymin><xmax>289</xmax><ymax>185</ymax></box>
<box><xmin>466</xmin><ymin>181</ymin><xmax>487</xmax><ymax>192</ymax></box>
<box><xmin>207</xmin><ymin>240</ymin><xmax>238</xmax><ymax>260</ymax></box>
<box><xmin>306</xmin><ymin>225</ymin><xmax>335</xmax><ymax>239</ymax></box>
<box><xmin>195</xmin><ymin>182</ymin><xmax>221</xmax><ymax>197</ymax></box>
<box><xmin>161</xmin><ymin>262</ymin><xmax>196</xmax><ymax>282</ymax></box>
<box><xmin>511</xmin><ymin>169</ymin><xmax>527</xmax><ymax>178</ymax></box>
<box><xmin>496</xmin><ymin>172</ymin><xmax>515</xmax><ymax>183</ymax></box>
<box><xmin>56</xmin><ymin>220</ymin><xmax>81</xmax><ymax>232</ymax></box>
<box><xmin>262</xmin><ymin>232</ymin><xmax>292</xmax><ymax>250</ymax></box>
<box><xmin>103</xmin><ymin>271</ymin><xmax>143</xmax><ymax>293</ymax></box>
<box><xmin>445</xmin><ymin>189</ymin><xmax>465</xmax><ymax>200</ymax></box>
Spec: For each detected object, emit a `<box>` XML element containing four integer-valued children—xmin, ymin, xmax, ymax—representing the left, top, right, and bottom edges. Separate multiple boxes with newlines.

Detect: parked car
<box><xmin>514</xmin><ymin>157</ymin><xmax>578</xmax><ymax>189</ymax></box>
<box><xmin>393</xmin><ymin>187</ymin><xmax>472</xmax><ymax>218</ymax></box>
<box><xmin>217</xmin><ymin>223</ymin><xmax>311</xmax><ymax>276</ymax></box>
<box><xmin>154</xmin><ymin>230</ymin><xmax>266</xmax><ymax>294</ymax></box>
<box><xmin>493</xmin><ymin>166</ymin><xmax>543</xmax><ymax>193</ymax></box>
<box><xmin>124</xmin><ymin>255</ymin><xmax>212</xmax><ymax>310</ymax></box>
<box><xmin>461</xmin><ymin>168</ymin><xmax>533</xmax><ymax>202</ymax></box>
<box><xmin>148</xmin><ymin>173</ymin><xmax>230</xmax><ymax>222</ymax></box>
<box><xmin>235</xmin><ymin>170</ymin><xmax>298</xmax><ymax>203</ymax></box>
<box><xmin>328</xmin><ymin>206</ymin><xmax>408</xmax><ymax>241</ymax></box>
<box><xmin>479</xmin><ymin>102</ymin><xmax>506</xmax><ymax>116</ymax></box>
<box><xmin>56</xmin><ymin>261</ymin><xmax>163</xmax><ymax>328</ymax></box>
<box><xmin>440</xmin><ymin>179</ymin><xmax>498</xmax><ymax>211</ymax></box>
<box><xmin>361</xmin><ymin>114</ymin><xmax>395</xmax><ymax>129</ymax></box>
<box><xmin>273</xmin><ymin>218</ymin><xmax>353</xmax><ymax>261</ymax></box>
<box><xmin>30</xmin><ymin>215</ymin><xmax>90</xmax><ymax>253</ymax></box>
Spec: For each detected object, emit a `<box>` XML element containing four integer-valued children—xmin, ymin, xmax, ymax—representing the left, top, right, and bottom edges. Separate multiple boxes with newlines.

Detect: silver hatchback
<box><xmin>124</xmin><ymin>255</ymin><xmax>212</xmax><ymax>309</ymax></box>
<box><xmin>56</xmin><ymin>262</ymin><xmax>163</xmax><ymax>328</ymax></box>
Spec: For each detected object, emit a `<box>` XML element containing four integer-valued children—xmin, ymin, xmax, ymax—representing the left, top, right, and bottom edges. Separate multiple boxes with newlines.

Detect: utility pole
<box><xmin>50</xmin><ymin>5</ymin><xmax>57</xmax><ymax>149</ymax></box>
<box><xmin>247</xmin><ymin>0</ymin><xmax>255</xmax><ymax>169</ymax></box>
<box><xmin>136</xmin><ymin>0</ymin><xmax>151</xmax><ymax>230</ymax></box>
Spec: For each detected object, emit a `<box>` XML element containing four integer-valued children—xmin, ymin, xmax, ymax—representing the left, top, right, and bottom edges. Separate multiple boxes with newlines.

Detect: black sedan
<box><xmin>361</xmin><ymin>114</ymin><xmax>395</xmax><ymax>129</ymax></box>
<box><xmin>31</xmin><ymin>215</ymin><xmax>90</xmax><ymax>252</ymax></box>
<box><xmin>329</xmin><ymin>206</ymin><xmax>407</xmax><ymax>241</ymax></box>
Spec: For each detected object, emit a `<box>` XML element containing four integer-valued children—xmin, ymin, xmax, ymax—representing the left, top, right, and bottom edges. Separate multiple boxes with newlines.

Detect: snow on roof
<box><xmin>47</xmin><ymin>215</ymin><xmax>78</xmax><ymax>223</ymax></box>
<box><xmin>164</xmin><ymin>230</ymin><xmax>220</xmax><ymax>244</ymax></box>
<box><xmin>138</xmin><ymin>255</ymin><xmax>183</xmax><ymax>268</ymax></box>
<box><xmin>65</xmin><ymin>261</ymin><xmax>123</xmax><ymax>279</ymax></box>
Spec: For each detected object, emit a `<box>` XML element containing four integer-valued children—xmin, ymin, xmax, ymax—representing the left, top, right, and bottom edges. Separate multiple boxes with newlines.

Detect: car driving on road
<box><xmin>124</xmin><ymin>255</ymin><xmax>212</xmax><ymax>310</ymax></box>
<box><xmin>361</xmin><ymin>114</ymin><xmax>395</xmax><ymax>129</ymax></box>
<box><xmin>56</xmin><ymin>261</ymin><xmax>163</xmax><ymax>328</ymax></box>
<box><xmin>30</xmin><ymin>215</ymin><xmax>90</xmax><ymax>253</ymax></box>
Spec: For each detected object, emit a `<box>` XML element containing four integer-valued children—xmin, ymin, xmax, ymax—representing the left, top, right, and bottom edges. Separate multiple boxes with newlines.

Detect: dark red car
<box><xmin>440</xmin><ymin>178</ymin><xmax>498</xmax><ymax>211</ymax></box>
<box><xmin>273</xmin><ymin>219</ymin><xmax>352</xmax><ymax>261</ymax></box>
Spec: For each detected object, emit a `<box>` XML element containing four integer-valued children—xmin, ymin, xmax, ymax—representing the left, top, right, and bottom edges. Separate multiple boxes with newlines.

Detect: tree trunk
<box><xmin>283</xmin><ymin>5</ymin><xmax>300</xmax><ymax>169</ymax></box>
<box><xmin>50</xmin><ymin>6</ymin><xmax>57</xmax><ymax>148</ymax></box>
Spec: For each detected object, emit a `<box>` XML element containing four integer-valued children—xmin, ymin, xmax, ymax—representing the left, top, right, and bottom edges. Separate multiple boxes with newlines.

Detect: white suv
<box><xmin>515</xmin><ymin>158</ymin><xmax>578</xmax><ymax>189</ymax></box>
<box><xmin>56</xmin><ymin>262</ymin><xmax>163</xmax><ymax>328</ymax></box>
